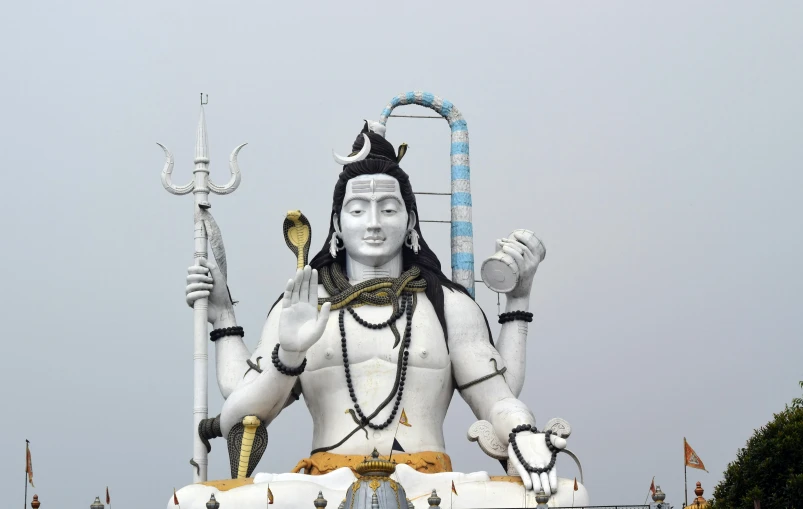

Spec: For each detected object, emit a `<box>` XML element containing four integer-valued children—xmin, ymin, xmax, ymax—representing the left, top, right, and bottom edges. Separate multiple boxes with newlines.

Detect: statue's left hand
<box><xmin>507</xmin><ymin>431</ymin><xmax>567</xmax><ymax>496</ymax></box>
<box><xmin>499</xmin><ymin>231</ymin><xmax>546</xmax><ymax>299</ymax></box>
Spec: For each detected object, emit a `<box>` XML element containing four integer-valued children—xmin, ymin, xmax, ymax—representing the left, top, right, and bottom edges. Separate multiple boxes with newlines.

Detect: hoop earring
<box><xmin>329</xmin><ymin>233</ymin><xmax>344</xmax><ymax>258</ymax></box>
<box><xmin>405</xmin><ymin>229</ymin><xmax>420</xmax><ymax>254</ymax></box>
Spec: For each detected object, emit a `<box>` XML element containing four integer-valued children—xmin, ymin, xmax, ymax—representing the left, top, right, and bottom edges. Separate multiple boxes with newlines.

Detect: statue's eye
<box><xmin>351</xmin><ymin>210</ymin><xmax>363</xmax><ymax>216</ymax></box>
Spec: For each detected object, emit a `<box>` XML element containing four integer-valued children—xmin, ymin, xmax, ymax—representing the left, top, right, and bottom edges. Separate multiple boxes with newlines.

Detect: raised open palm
<box><xmin>278</xmin><ymin>266</ymin><xmax>331</xmax><ymax>353</ymax></box>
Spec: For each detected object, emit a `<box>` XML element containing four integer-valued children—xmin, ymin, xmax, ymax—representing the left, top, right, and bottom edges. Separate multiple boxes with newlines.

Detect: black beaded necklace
<box><xmin>340</xmin><ymin>293</ymin><xmax>413</xmax><ymax>430</ymax></box>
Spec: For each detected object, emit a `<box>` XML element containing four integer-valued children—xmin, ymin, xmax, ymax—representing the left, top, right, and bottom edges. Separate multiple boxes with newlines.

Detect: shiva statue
<box><xmin>174</xmin><ymin>109</ymin><xmax>588</xmax><ymax>508</ymax></box>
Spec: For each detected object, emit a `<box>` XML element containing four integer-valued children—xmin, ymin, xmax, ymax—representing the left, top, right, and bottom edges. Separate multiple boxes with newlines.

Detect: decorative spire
<box><xmin>195</xmin><ymin>102</ymin><xmax>210</xmax><ymax>165</ymax></box>
<box><xmin>314</xmin><ymin>491</ymin><xmax>328</xmax><ymax>508</ymax></box>
<box><xmin>371</xmin><ymin>493</ymin><xmax>379</xmax><ymax>509</ymax></box>
<box><xmin>535</xmin><ymin>489</ymin><xmax>550</xmax><ymax>508</ymax></box>
<box><xmin>427</xmin><ymin>490</ymin><xmax>441</xmax><ymax>507</ymax></box>
<box><xmin>206</xmin><ymin>494</ymin><xmax>220</xmax><ymax>509</ymax></box>
<box><xmin>90</xmin><ymin>496</ymin><xmax>104</xmax><ymax>509</ymax></box>
<box><xmin>653</xmin><ymin>486</ymin><xmax>666</xmax><ymax>503</ymax></box>
<box><xmin>355</xmin><ymin>448</ymin><xmax>397</xmax><ymax>476</ymax></box>
<box><xmin>690</xmin><ymin>482</ymin><xmax>709</xmax><ymax>507</ymax></box>
<box><xmin>30</xmin><ymin>495</ymin><xmax>40</xmax><ymax>509</ymax></box>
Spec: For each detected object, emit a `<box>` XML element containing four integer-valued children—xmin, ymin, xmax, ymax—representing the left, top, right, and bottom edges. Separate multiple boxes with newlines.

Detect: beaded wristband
<box><xmin>210</xmin><ymin>326</ymin><xmax>244</xmax><ymax>342</ymax></box>
<box><xmin>508</xmin><ymin>424</ymin><xmax>561</xmax><ymax>474</ymax></box>
<box><xmin>271</xmin><ymin>343</ymin><xmax>307</xmax><ymax>376</ymax></box>
<box><xmin>498</xmin><ymin>311</ymin><xmax>533</xmax><ymax>324</ymax></box>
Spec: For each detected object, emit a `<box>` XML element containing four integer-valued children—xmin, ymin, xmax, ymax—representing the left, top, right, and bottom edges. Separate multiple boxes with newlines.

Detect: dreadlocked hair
<box><xmin>308</xmin><ymin>156</ymin><xmax>473</xmax><ymax>345</ymax></box>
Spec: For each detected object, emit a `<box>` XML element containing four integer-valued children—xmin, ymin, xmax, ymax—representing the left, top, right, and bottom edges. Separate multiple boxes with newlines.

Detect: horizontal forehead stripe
<box><xmin>350</xmin><ymin>179</ymin><xmax>397</xmax><ymax>193</ymax></box>
<box><xmin>343</xmin><ymin>193</ymin><xmax>402</xmax><ymax>205</ymax></box>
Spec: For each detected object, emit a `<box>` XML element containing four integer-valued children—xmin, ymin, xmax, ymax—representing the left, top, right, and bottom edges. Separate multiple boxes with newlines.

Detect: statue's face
<box><xmin>338</xmin><ymin>174</ymin><xmax>411</xmax><ymax>267</ymax></box>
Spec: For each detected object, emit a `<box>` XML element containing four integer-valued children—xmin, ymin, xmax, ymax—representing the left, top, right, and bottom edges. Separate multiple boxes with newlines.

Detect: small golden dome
<box><xmin>355</xmin><ymin>449</ymin><xmax>397</xmax><ymax>477</ymax></box>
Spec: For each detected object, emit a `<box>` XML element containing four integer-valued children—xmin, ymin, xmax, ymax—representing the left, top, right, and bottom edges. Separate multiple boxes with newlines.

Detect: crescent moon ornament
<box><xmin>332</xmin><ymin>134</ymin><xmax>371</xmax><ymax>165</ymax></box>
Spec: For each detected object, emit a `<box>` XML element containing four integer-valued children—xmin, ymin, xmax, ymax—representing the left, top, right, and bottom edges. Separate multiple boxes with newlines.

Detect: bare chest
<box><xmin>306</xmin><ymin>295</ymin><xmax>449</xmax><ymax>371</ymax></box>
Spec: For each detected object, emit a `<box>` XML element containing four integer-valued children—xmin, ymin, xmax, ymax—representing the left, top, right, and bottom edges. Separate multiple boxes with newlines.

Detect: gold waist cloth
<box><xmin>291</xmin><ymin>451</ymin><xmax>452</xmax><ymax>476</ymax></box>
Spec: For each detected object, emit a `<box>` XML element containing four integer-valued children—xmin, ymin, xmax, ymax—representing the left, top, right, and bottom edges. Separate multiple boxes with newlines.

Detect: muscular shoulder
<box><xmin>443</xmin><ymin>287</ymin><xmax>489</xmax><ymax>346</ymax></box>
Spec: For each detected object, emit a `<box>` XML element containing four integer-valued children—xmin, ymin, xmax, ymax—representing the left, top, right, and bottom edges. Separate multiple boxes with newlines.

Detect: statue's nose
<box><xmin>367</xmin><ymin>204</ymin><xmax>381</xmax><ymax>229</ymax></box>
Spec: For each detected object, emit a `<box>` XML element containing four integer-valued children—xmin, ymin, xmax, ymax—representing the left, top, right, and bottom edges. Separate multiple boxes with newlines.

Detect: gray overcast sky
<box><xmin>1</xmin><ymin>1</ymin><xmax>801</xmax><ymax>507</ymax></box>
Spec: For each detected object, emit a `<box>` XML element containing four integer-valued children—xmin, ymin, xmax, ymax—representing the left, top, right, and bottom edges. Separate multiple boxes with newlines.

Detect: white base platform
<box><xmin>169</xmin><ymin>465</ymin><xmax>589</xmax><ymax>508</ymax></box>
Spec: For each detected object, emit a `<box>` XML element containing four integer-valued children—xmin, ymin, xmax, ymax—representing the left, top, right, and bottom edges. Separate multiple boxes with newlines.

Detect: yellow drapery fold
<box><xmin>292</xmin><ymin>451</ymin><xmax>452</xmax><ymax>476</ymax></box>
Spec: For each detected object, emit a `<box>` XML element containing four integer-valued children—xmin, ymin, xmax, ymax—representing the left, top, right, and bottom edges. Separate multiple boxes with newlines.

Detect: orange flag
<box><xmin>173</xmin><ymin>488</ymin><xmax>180</xmax><ymax>506</ymax></box>
<box><xmin>106</xmin><ymin>486</ymin><xmax>111</xmax><ymax>505</ymax></box>
<box><xmin>399</xmin><ymin>409</ymin><xmax>412</xmax><ymax>427</ymax></box>
<box><xmin>268</xmin><ymin>486</ymin><xmax>274</xmax><ymax>505</ymax></box>
<box><xmin>684</xmin><ymin>438</ymin><xmax>708</xmax><ymax>472</ymax></box>
<box><xmin>574</xmin><ymin>477</ymin><xmax>579</xmax><ymax>491</ymax></box>
<box><xmin>649</xmin><ymin>477</ymin><xmax>656</xmax><ymax>495</ymax></box>
<box><xmin>451</xmin><ymin>480</ymin><xmax>458</xmax><ymax>496</ymax></box>
<box><xmin>25</xmin><ymin>441</ymin><xmax>34</xmax><ymax>487</ymax></box>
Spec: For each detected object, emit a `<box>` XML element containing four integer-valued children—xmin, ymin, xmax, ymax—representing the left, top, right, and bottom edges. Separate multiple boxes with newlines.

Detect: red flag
<box><xmin>649</xmin><ymin>477</ymin><xmax>656</xmax><ymax>495</ymax></box>
<box><xmin>574</xmin><ymin>477</ymin><xmax>579</xmax><ymax>491</ymax></box>
<box><xmin>25</xmin><ymin>441</ymin><xmax>34</xmax><ymax>488</ymax></box>
<box><xmin>173</xmin><ymin>488</ymin><xmax>179</xmax><ymax>506</ymax></box>
<box><xmin>684</xmin><ymin>438</ymin><xmax>708</xmax><ymax>472</ymax></box>
<box><xmin>106</xmin><ymin>487</ymin><xmax>111</xmax><ymax>505</ymax></box>
<box><xmin>451</xmin><ymin>481</ymin><xmax>458</xmax><ymax>496</ymax></box>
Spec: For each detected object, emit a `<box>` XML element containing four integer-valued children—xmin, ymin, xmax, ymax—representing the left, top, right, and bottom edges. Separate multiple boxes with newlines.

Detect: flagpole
<box><xmin>24</xmin><ymin>440</ymin><xmax>29</xmax><ymax>509</ymax></box>
<box><xmin>388</xmin><ymin>420</ymin><xmax>402</xmax><ymax>462</ymax></box>
<box><xmin>684</xmin><ymin>464</ymin><xmax>688</xmax><ymax>507</ymax></box>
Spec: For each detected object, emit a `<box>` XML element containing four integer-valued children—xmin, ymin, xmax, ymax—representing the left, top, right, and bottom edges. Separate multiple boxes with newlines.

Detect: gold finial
<box><xmin>355</xmin><ymin>449</ymin><xmax>397</xmax><ymax>477</ymax></box>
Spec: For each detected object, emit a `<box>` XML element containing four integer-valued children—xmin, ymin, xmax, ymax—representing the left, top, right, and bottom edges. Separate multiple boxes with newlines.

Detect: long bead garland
<box><xmin>340</xmin><ymin>293</ymin><xmax>413</xmax><ymax>430</ymax></box>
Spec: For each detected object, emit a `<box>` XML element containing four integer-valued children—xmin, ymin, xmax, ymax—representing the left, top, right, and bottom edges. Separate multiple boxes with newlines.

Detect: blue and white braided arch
<box><xmin>379</xmin><ymin>91</ymin><xmax>474</xmax><ymax>298</ymax></box>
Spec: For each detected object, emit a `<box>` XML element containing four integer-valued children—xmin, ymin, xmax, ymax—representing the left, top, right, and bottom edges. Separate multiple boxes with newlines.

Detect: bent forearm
<box><xmin>215</xmin><ymin>336</ymin><xmax>251</xmax><ymax>399</ymax></box>
<box><xmin>211</xmin><ymin>307</ymin><xmax>252</xmax><ymax>399</ymax></box>
<box><xmin>495</xmin><ymin>295</ymin><xmax>530</xmax><ymax>396</ymax></box>
<box><xmin>488</xmin><ymin>397</ymin><xmax>536</xmax><ymax>447</ymax></box>
<box><xmin>219</xmin><ymin>346</ymin><xmax>304</xmax><ymax>436</ymax></box>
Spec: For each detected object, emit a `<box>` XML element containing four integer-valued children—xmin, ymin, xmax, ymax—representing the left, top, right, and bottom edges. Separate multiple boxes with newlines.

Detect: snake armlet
<box><xmin>456</xmin><ymin>358</ymin><xmax>507</xmax><ymax>391</ymax></box>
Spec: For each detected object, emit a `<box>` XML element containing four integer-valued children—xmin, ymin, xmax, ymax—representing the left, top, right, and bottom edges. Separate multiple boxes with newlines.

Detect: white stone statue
<box><xmin>175</xmin><ymin>118</ymin><xmax>588</xmax><ymax>508</ymax></box>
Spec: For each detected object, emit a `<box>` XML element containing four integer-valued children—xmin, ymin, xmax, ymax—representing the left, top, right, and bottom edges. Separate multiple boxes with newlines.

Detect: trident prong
<box><xmin>208</xmin><ymin>143</ymin><xmax>247</xmax><ymax>195</ymax></box>
<box><xmin>157</xmin><ymin>142</ymin><xmax>194</xmax><ymax>195</ymax></box>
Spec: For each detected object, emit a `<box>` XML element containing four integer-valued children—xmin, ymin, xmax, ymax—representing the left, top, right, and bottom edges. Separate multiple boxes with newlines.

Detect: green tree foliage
<box><xmin>710</xmin><ymin>384</ymin><xmax>803</xmax><ymax>508</ymax></box>
<box><xmin>792</xmin><ymin>381</ymin><xmax>803</xmax><ymax>410</ymax></box>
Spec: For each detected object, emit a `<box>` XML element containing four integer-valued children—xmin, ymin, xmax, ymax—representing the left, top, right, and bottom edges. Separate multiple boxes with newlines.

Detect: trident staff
<box><xmin>158</xmin><ymin>94</ymin><xmax>246</xmax><ymax>482</ymax></box>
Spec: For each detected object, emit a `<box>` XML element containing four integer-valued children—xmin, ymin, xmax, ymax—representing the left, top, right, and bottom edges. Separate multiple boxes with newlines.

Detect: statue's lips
<box><xmin>362</xmin><ymin>237</ymin><xmax>385</xmax><ymax>245</ymax></box>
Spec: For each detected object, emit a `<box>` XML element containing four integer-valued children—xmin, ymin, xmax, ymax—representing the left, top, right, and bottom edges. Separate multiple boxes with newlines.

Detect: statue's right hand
<box><xmin>186</xmin><ymin>257</ymin><xmax>233</xmax><ymax>325</ymax></box>
<box><xmin>278</xmin><ymin>266</ymin><xmax>332</xmax><ymax>354</ymax></box>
